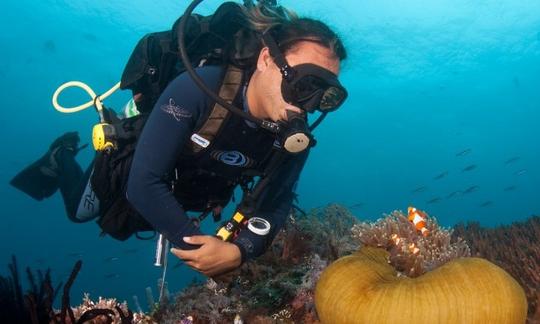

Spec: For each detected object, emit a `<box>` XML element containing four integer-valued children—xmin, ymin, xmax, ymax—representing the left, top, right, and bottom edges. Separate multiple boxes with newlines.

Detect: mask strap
<box><xmin>262</xmin><ymin>32</ymin><xmax>296</xmax><ymax>81</ymax></box>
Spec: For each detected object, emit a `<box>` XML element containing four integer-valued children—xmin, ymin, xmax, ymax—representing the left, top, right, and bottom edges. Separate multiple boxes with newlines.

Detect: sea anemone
<box><xmin>315</xmin><ymin>209</ymin><xmax>528</xmax><ymax>323</ymax></box>
<box><xmin>351</xmin><ymin>210</ymin><xmax>470</xmax><ymax>277</ymax></box>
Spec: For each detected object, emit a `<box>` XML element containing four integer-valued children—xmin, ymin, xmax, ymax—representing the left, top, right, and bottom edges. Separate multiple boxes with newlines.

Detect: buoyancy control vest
<box><xmin>91</xmin><ymin>65</ymin><xmax>256</xmax><ymax>241</ymax></box>
<box><xmin>88</xmin><ymin>1</ymin><xmax>265</xmax><ymax>240</ymax></box>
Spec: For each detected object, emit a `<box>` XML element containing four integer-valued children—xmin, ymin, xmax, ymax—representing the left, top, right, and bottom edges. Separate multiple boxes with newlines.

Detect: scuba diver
<box><xmin>10</xmin><ymin>0</ymin><xmax>348</xmax><ymax>277</ymax></box>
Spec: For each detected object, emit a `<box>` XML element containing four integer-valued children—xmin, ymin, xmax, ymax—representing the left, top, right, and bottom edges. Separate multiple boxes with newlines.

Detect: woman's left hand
<box><xmin>171</xmin><ymin>235</ymin><xmax>242</xmax><ymax>277</ymax></box>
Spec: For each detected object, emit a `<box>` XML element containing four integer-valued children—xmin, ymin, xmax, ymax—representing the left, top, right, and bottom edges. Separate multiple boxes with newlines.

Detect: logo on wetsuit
<box><xmin>160</xmin><ymin>98</ymin><xmax>192</xmax><ymax>121</ymax></box>
<box><xmin>211</xmin><ymin>150</ymin><xmax>254</xmax><ymax>167</ymax></box>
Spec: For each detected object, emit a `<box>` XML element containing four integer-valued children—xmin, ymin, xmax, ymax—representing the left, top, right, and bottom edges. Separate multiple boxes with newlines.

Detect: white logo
<box><xmin>160</xmin><ymin>98</ymin><xmax>192</xmax><ymax>121</ymax></box>
<box><xmin>191</xmin><ymin>134</ymin><xmax>210</xmax><ymax>148</ymax></box>
<box><xmin>212</xmin><ymin>151</ymin><xmax>252</xmax><ymax>167</ymax></box>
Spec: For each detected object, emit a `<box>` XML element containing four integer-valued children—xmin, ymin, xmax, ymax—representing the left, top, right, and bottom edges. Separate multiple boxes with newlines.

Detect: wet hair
<box><xmin>242</xmin><ymin>2</ymin><xmax>298</xmax><ymax>32</ymax></box>
<box><xmin>243</xmin><ymin>3</ymin><xmax>347</xmax><ymax>61</ymax></box>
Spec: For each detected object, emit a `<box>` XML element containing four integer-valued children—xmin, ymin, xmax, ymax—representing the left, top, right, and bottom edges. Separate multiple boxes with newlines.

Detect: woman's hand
<box><xmin>171</xmin><ymin>235</ymin><xmax>242</xmax><ymax>277</ymax></box>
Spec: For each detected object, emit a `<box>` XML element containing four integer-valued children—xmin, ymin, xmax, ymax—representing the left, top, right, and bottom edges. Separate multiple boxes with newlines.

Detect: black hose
<box><xmin>178</xmin><ymin>0</ymin><xmax>281</xmax><ymax>134</ymax></box>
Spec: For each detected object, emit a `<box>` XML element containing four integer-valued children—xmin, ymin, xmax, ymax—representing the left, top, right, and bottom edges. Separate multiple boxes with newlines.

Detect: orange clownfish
<box><xmin>407</xmin><ymin>206</ymin><xmax>429</xmax><ymax>236</ymax></box>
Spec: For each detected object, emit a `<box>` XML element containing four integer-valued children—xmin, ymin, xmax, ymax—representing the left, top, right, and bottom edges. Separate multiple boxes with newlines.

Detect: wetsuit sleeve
<box><xmin>126</xmin><ymin>67</ymin><xmax>222</xmax><ymax>249</ymax></box>
<box><xmin>232</xmin><ymin>150</ymin><xmax>309</xmax><ymax>263</ymax></box>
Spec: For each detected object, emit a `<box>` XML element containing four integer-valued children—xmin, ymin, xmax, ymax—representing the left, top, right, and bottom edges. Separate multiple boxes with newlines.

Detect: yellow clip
<box><xmin>233</xmin><ymin>212</ymin><xmax>245</xmax><ymax>222</ymax></box>
<box><xmin>216</xmin><ymin>227</ymin><xmax>232</xmax><ymax>241</ymax></box>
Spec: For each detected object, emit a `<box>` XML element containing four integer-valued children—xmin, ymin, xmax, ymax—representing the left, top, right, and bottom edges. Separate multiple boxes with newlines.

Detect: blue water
<box><xmin>1</xmin><ymin>0</ymin><xmax>539</xmax><ymax>311</ymax></box>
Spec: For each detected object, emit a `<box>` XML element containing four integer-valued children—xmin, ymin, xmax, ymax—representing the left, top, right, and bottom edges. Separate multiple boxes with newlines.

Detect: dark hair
<box><xmin>269</xmin><ymin>18</ymin><xmax>347</xmax><ymax>61</ymax></box>
<box><xmin>243</xmin><ymin>3</ymin><xmax>347</xmax><ymax>61</ymax></box>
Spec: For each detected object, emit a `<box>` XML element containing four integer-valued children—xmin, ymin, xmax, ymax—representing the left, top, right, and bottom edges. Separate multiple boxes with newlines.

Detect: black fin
<box><xmin>10</xmin><ymin>152</ymin><xmax>59</xmax><ymax>200</ymax></box>
<box><xmin>10</xmin><ymin>131</ymin><xmax>81</xmax><ymax>201</ymax></box>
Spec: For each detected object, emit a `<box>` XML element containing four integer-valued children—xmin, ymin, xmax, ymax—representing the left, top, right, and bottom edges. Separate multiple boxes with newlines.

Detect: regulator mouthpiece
<box><xmin>279</xmin><ymin>110</ymin><xmax>313</xmax><ymax>153</ymax></box>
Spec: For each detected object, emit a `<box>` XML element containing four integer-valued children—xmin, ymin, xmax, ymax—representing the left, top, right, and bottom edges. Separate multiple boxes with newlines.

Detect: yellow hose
<box><xmin>51</xmin><ymin>81</ymin><xmax>121</xmax><ymax>120</ymax></box>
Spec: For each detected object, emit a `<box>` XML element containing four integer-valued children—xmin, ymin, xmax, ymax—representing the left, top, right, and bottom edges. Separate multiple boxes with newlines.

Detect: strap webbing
<box><xmin>190</xmin><ymin>65</ymin><xmax>243</xmax><ymax>153</ymax></box>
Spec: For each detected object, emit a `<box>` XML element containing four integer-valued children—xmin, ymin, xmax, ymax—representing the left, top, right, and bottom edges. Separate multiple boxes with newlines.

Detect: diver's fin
<box><xmin>10</xmin><ymin>151</ymin><xmax>60</xmax><ymax>200</ymax></box>
<box><xmin>9</xmin><ymin>131</ymin><xmax>82</xmax><ymax>201</ymax></box>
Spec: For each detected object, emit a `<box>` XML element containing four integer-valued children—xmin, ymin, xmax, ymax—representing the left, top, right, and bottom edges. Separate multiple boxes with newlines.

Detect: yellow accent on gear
<box><xmin>216</xmin><ymin>227</ymin><xmax>232</xmax><ymax>241</ymax></box>
<box><xmin>233</xmin><ymin>212</ymin><xmax>245</xmax><ymax>222</ymax></box>
<box><xmin>92</xmin><ymin>124</ymin><xmax>115</xmax><ymax>151</ymax></box>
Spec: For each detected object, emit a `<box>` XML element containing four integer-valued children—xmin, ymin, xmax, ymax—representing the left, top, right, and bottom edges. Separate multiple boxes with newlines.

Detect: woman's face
<box><xmin>249</xmin><ymin>41</ymin><xmax>341</xmax><ymax>122</ymax></box>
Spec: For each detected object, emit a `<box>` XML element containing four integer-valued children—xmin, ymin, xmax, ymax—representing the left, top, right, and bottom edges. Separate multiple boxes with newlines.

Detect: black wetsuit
<box><xmin>126</xmin><ymin>66</ymin><xmax>309</xmax><ymax>263</ymax></box>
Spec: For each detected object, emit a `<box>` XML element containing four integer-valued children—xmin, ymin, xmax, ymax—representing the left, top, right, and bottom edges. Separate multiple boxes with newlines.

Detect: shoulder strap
<box><xmin>189</xmin><ymin>65</ymin><xmax>244</xmax><ymax>153</ymax></box>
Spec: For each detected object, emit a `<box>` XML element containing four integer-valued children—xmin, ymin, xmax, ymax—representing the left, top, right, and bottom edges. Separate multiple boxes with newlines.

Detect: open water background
<box><xmin>1</xmin><ymin>0</ymin><xmax>539</xmax><ymax>310</ymax></box>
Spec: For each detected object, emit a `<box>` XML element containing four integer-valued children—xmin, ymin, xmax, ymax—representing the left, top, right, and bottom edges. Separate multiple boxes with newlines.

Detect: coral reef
<box><xmin>0</xmin><ymin>255</ymin><xmax>149</xmax><ymax>324</ymax></box>
<box><xmin>154</xmin><ymin>204</ymin><xmax>359</xmax><ymax>323</ymax></box>
<box><xmin>452</xmin><ymin>215</ymin><xmax>540</xmax><ymax>323</ymax></box>
<box><xmin>0</xmin><ymin>255</ymin><xmax>61</xmax><ymax>323</ymax></box>
<box><xmin>351</xmin><ymin>210</ymin><xmax>471</xmax><ymax>277</ymax></box>
<box><xmin>71</xmin><ymin>294</ymin><xmax>154</xmax><ymax>324</ymax></box>
<box><xmin>160</xmin><ymin>204</ymin><xmax>521</xmax><ymax>323</ymax></box>
<box><xmin>6</xmin><ymin>206</ymin><xmax>535</xmax><ymax>323</ymax></box>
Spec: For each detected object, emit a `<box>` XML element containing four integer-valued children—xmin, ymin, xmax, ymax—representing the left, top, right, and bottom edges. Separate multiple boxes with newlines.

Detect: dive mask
<box><xmin>262</xmin><ymin>32</ymin><xmax>348</xmax><ymax>113</ymax></box>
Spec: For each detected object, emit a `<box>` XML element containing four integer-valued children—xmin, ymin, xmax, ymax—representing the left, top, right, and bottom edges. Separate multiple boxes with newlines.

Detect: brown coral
<box><xmin>452</xmin><ymin>215</ymin><xmax>540</xmax><ymax>323</ymax></box>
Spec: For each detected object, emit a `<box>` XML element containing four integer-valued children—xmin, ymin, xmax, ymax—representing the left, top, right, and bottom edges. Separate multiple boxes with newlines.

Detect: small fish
<box><xmin>43</xmin><ymin>40</ymin><xmax>56</xmax><ymax>53</ymax></box>
<box><xmin>503</xmin><ymin>185</ymin><xmax>517</xmax><ymax>192</ymax></box>
<box><xmin>433</xmin><ymin>171</ymin><xmax>449</xmax><ymax>180</ymax></box>
<box><xmin>411</xmin><ymin>186</ymin><xmax>427</xmax><ymax>193</ymax></box>
<box><xmin>461</xmin><ymin>164</ymin><xmax>477</xmax><ymax>172</ymax></box>
<box><xmin>67</xmin><ymin>252</ymin><xmax>84</xmax><ymax>258</ymax></box>
<box><xmin>514</xmin><ymin>169</ymin><xmax>527</xmax><ymax>176</ymax></box>
<box><xmin>104</xmin><ymin>273</ymin><xmax>120</xmax><ymax>279</ymax></box>
<box><xmin>455</xmin><ymin>148</ymin><xmax>472</xmax><ymax>157</ymax></box>
<box><xmin>349</xmin><ymin>203</ymin><xmax>364</xmax><ymax>209</ymax></box>
<box><xmin>504</xmin><ymin>157</ymin><xmax>520</xmax><ymax>165</ymax></box>
<box><xmin>479</xmin><ymin>201</ymin><xmax>493</xmax><ymax>208</ymax></box>
<box><xmin>463</xmin><ymin>186</ymin><xmax>479</xmax><ymax>194</ymax></box>
<box><xmin>446</xmin><ymin>190</ymin><xmax>462</xmax><ymax>199</ymax></box>
<box><xmin>408</xmin><ymin>206</ymin><xmax>429</xmax><ymax>236</ymax></box>
<box><xmin>426</xmin><ymin>197</ymin><xmax>442</xmax><ymax>204</ymax></box>
<box><xmin>104</xmin><ymin>257</ymin><xmax>119</xmax><ymax>262</ymax></box>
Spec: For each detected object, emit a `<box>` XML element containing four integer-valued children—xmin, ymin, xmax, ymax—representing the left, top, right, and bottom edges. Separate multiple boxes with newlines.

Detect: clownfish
<box><xmin>408</xmin><ymin>206</ymin><xmax>429</xmax><ymax>236</ymax></box>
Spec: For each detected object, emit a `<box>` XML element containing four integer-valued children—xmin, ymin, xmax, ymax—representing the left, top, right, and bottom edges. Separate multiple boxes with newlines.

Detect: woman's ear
<box><xmin>257</xmin><ymin>47</ymin><xmax>272</xmax><ymax>72</ymax></box>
